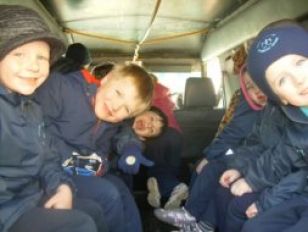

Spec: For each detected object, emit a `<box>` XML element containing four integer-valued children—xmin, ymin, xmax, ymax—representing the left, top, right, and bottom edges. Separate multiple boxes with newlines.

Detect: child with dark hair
<box><xmin>0</xmin><ymin>5</ymin><xmax>107</xmax><ymax>232</ymax></box>
<box><xmin>93</xmin><ymin>62</ymin><xmax>115</xmax><ymax>80</ymax></box>
<box><xmin>134</xmin><ymin>106</ymin><xmax>187</xmax><ymax>209</ymax></box>
<box><xmin>114</xmin><ymin>106</ymin><xmax>188</xmax><ymax>209</ymax></box>
<box><xmin>144</xmin><ymin>75</ymin><xmax>189</xmax><ymax>209</ymax></box>
<box><xmin>51</xmin><ymin>42</ymin><xmax>94</xmax><ymax>74</ymax></box>
<box><xmin>132</xmin><ymin>106</ymin><xmax>169</xmax><ymax>140</ymax></box>
<box><xmin>65</xmin><ymin>43</ymin><xmax>92</xmax><ymax>67</ymax></box>
<box><xmin>151</xmin><ymin>74</ymin><xmax>182</xmax><ymax>132</ymax></box>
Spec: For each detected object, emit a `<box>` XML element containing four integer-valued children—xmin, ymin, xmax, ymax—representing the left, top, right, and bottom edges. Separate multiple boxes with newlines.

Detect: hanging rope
<box><xmin>63</xmin><ymin>0</ymin><xmax>210</xmax><ymax>60</ymax></box>
<box><xmin>64</xmin><ymin>27</ymin><xmax>136</xmax><ymax>44</ymax></box>
<box><xmin>144</xmin><ymin>28</ymin><xmax>209</xmax><ymax>45</ymax></box>
<box><xmin>132</xmin><ymin>0</ymin><xmax>161</xmax><ymax>62</ymax></box>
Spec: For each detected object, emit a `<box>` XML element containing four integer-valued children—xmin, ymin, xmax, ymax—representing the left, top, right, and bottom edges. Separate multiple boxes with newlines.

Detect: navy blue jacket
<box><xmin>0</xmin><ymin>85</ymin><xmax>72</xmax><ymax>232</ymax></box>
<box><xmin>204</xmin><ymin>94</ymin><xmax>262</xmax><ymax>161</ymax></box>
<box><xmin>228</xmin><ymin>102</ymin><xmax>308</xmax><ymax>212</ymax></box>
<box><xmin>35</xmin><ymin>71</ymin><xmax>138</xmax><ymax>165</ymax></box>
<box><xmin>257</xmin><ymin>169</ymin><xmax>308</xmax><ymax>212</ymax></box>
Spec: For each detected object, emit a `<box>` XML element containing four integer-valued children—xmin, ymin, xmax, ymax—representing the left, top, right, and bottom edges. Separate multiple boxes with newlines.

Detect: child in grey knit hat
<box><xmin>0</xmin><ymin>4</ymin><xmax>106</xmax><ymax>232</ymax></box>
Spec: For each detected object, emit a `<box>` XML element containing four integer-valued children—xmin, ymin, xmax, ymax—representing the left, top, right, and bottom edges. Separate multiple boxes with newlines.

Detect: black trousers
<box><xmin>9</xmin><ymin>198</ymin><xmax>108</xmax><ymax>232</ymax></box>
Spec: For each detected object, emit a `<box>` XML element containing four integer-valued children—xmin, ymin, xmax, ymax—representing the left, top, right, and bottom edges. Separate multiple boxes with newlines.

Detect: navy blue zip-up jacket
<box><xmin>0</xmin><ymin>85</ymin><xmax>73</xmax><ymax>232</ymax></box>
<box><xmin>35</xmin><ymin>71</ymin><xmax>139</xmax><ymax>166</ymax></box>
<box><xmin>204</xmin><ymin>93</ymin><xmax>263</xmax><ymax>161</ymax></box>
<box><xmin>227</xmin><ymin>102</ymin><xmax>308</xmax><ymax>212</ymax></box>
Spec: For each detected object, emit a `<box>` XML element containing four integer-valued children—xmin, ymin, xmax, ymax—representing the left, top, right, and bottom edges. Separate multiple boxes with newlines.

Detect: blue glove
<box><xmin>118</xmin><ymin>146</ymin><xmax>154</xmax><ymax>174</ymax></box>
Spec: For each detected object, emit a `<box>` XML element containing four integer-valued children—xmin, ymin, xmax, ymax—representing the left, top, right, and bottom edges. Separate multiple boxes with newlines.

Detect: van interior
<box><xmin>2</xmin><ymin>0</ymin><xmax>308</xmax><ymax>231</ymax></box>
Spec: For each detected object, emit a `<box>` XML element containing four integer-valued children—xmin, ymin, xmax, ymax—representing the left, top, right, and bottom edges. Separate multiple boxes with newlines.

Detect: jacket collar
<box><xmin>0</xmin><ymin>84</ymin><xmax>10</xmax><ymax>95</ymax></box>
<box><xmin>0</xmin><ymin>84</ymin><xmax>34</xmax><ymax>106</ymax></box>
<box><xmin>281</xmin><ymin>105</ymin><xmax>308</xmax><ymax>124</ymax></box>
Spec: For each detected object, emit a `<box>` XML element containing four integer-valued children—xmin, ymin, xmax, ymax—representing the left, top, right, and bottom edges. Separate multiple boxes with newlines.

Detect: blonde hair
<box><xmin>110</xmin><ymin>63</ymin><xmax>154</xmax><ymax>107</ymax></box>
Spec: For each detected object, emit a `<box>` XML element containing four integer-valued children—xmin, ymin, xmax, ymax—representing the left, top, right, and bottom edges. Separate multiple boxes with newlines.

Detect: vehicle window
<box><xmin>206</xmin><ymin>57</ymin><xmax>224</xmax><ymax>108</ymax></box>
<box><xmin>153</xmin><ymin>71</ymin><xmax>201</xmax><ymax>109</ymax></box>
<box><xmin>206</xmin><ymin>57</ymin><xmax>223</xmax><ymax>94</ymax></box>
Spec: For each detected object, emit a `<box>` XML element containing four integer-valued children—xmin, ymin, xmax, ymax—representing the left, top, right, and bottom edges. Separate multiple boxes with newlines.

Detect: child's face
<box><xmin>0</xmin><ymin>41</ymin><xmax>50</xmax><ymax>95</ymax></box>
<box><xmin>243</xmin><ymin>71</ymin><xmax>267</xmax><ymax>107</ymax></box>
<box><xmin>266</xmin><ymin>54</ymin><xmax>308</xmax><ymax>106</ymax></box>
<box><xmin>94</xmin><ymin>75</ymin><xmax>147</xmax><ymax>122</ymax></box>
<box><xmin>132</xmin><ymin>110</ymin><xmax>164</xmax><ymax>140</ymax></box>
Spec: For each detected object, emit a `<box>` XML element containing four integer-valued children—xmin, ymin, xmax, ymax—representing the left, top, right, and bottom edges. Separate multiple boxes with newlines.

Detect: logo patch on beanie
<box><xmin>257</xmin><ymin>33</ymin><xmax>279</xmax><ymax>53</ymax></box>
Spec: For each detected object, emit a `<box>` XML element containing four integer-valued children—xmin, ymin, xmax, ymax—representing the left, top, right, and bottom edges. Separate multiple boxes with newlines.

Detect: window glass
<box><xmin>206</xmin><ymin>57</ymin><xmax>222</xmax><ymax>94</ymax></box>
<box><xmin>206</xmin><ymin>57</ymin><xmax>224</xmax><ymax>108</ymax></box>
<box><xmin>153</xmin><ymin>72</ymin><xmax>201</xmax><ymax>109</ymax></box>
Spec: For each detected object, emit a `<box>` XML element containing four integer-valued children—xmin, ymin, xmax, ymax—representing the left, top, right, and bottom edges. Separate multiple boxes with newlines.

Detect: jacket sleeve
<box><xmin>256</xmin><ymin>169</ymin><xmax>308</xmax><ymax>213</ymax></box>
<box><xmin>204</xmin><ymin>95</ymin><xmax>259</xmax><ymax>161</ymax></box>
<box><xmin>36</xmin><ymin>74</ymin><xmax>76</xmax><ymax>194</ymax></box>
<box><xmin>39</xmin><ymin>122</ymin><xmax>75</xmax><ymax>196</ymax></box>
<box><xmin>114</xmin><ymin>121</ymin><xmax>143</xmax><ymax>155</ymax></box>
<box><xmin>244</xmin><ymin>121</ymin><xmax>308</xmax><ymax>192</ymax></box>
<box><xmin>35</xmin><ymin>72</ymin><xmax>77</xmax><ymax>159</ymax></box>
<box><xmin>244</xmin><ymin>143</ymin><xmax>294</xmax><ymax>191</ymax></box>
<box><xmin>225</xmin><ymin>112</ymin><xmax>266</xmax><ymax>174</ymax></box>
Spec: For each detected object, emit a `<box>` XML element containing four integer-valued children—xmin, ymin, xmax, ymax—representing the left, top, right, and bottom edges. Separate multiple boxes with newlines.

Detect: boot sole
<box><xmin>147</xmin><ymin>178</ymin><xmax>161</xmax><ymax>208</ymax></box>
<box><xmin>164</xmin><ymin>188</ymin><xmax>188</xmax><ymax>209</ymax></box>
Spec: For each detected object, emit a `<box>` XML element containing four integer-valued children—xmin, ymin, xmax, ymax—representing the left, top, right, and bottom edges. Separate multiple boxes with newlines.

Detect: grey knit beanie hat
<box><xmin>0</xmin><ymin>4</ymin><xmax>65</xmax><ymax>63</ymax></box>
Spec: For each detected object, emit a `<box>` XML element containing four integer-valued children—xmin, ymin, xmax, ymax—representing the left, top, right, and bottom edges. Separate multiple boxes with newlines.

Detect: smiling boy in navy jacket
<box><xmin>220</xmin><ymin>23</ymin><xmax>308</xmax><ymax>232</ymax></box>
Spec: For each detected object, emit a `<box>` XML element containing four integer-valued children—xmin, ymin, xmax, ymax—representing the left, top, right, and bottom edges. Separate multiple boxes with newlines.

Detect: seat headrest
<box><xmin>184</xmin><ymin>77</ymin><xmax>216</xmax><ymax>108</ymax></box>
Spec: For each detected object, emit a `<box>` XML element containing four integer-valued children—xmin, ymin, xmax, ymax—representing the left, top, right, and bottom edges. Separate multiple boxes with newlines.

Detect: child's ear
<box><xmin>100</xmin><ymin>73</ymin><xmax>114</xmax><ymax>85</ymax></box>
<box><xmin>281</xmin><ymin>99</ymin><xmax>289</xmax><ymax>105</ymax></box>
<box><xmin>100</xmin><ymin>76</ymin><xmax>108</xmax><ymax>85</ymax></box>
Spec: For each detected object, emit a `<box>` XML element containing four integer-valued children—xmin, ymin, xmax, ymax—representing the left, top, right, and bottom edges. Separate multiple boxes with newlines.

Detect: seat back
<box><xmin>184</xmin><ymin>77</ymin><xmax>217</xmax><ymax>108</ymax></box>
<box><xmin>175</xmin><ymin>77</ymin><xmax>224</xmax><ymax>160</ymax></box>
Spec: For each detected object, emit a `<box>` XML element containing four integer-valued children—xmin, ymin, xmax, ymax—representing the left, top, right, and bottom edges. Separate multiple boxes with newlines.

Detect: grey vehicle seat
<box><xmin>175</xmin><ymin>77</ymin><xmax>224</xmax><ymax>162</ymax></box>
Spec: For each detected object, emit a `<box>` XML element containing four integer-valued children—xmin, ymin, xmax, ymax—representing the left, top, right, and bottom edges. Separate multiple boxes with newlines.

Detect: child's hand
<box><xmin>118</xmin><ymin>152</ymin><xmax>154</xmax><ymax>175</ymax></box>
<box><xmin>44</xmin><ymin>184</ymin><xmax>73</xmax><ymax>209</ymax></box>
<box><xmin>219</xmin><ymin>169</ymin><xmax>241</xmax><ymax>188</ymax></box>
<box><xmin>230</xmin><ymin>178</ymin><xmax>252</xmax><ymax>196</ymax></box>
<box><xmin>246</xmin><ymin>202</ymin><xmax>258</xmax><ymax>218</ymax></box>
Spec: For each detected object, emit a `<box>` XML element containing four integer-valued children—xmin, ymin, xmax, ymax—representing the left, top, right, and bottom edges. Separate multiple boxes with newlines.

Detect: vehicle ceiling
<box><xmin>39</xmin><ymin>0</ymin><xmax>249</xmax><ymax>61</ymax></box>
